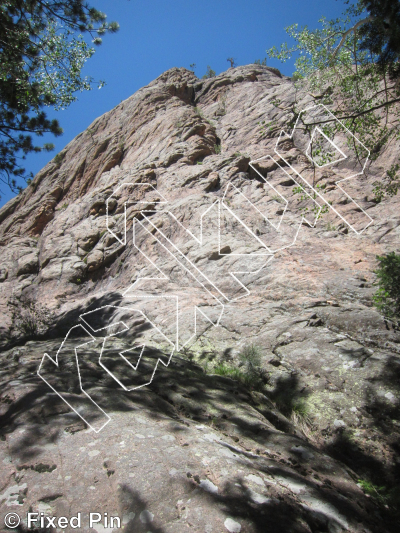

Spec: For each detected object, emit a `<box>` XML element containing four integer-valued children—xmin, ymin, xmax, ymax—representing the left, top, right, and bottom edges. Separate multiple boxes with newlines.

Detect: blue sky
<box><xmin>0</xmin><ymin>0</ymin><xmax>349</xmax><ymax>207</ymax></box>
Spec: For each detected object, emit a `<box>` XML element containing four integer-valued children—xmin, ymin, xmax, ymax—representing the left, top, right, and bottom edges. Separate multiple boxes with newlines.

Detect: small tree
<box><xmin>227</xmin><ymin>57</ymin><xmax>237</xmax><ymax>68</ymax></box>
<box><xmin>202</xmin><ymin>65</ymin><xmax>216</xmax><ymax>79</ymax></box>
<box><xmin>237</xmin><ymin>344</ymin><xmax>269</xmax><ymax>389</ymax></box>
<box><xmin>373</xmin><ymin>252</ymin><xmax>400</xmax><ymax>326</ymax></box>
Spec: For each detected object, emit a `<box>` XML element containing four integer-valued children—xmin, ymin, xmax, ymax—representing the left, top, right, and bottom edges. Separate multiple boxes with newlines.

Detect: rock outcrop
<box><xmin>0</xmin><ymin>65</ymin><xmax>399</xmax><ymax>533</ymax></box>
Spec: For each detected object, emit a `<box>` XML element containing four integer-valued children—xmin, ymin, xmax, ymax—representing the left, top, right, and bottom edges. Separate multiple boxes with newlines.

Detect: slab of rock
<box><xmin>0</xmin><ymin>64</ymin><xmax>399</xmax><ymax>532</ymax></box>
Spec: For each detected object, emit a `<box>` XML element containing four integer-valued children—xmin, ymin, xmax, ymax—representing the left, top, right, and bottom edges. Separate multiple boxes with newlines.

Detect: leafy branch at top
<box><xmin>266</xmin><ymin>0</ymin><xmax>400</xmax><ymax>202</ymax></box>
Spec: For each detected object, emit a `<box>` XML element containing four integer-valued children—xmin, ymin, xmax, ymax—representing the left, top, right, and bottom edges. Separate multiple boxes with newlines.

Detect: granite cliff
<box><xmin>0</xmin><ymin>65</ymin><xmax>399</xmax><ymax>533</ymax></box>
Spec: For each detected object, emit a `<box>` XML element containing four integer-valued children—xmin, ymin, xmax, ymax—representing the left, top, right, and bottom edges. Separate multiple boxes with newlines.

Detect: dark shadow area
<box><xmin>50</xmin><ymin>291</ymin><xmax>126</xmax><ymax>338</ymax></box>
<box><xmin>0</xmin><ymin>291</ymin><xmax>126</xmax><ymax>351</ymax></box>
<box><xmin>322</xmin><ymin>429</ymin><xmax>400</xmax><ymax>532</ymax></box>
<box><xmin>365</xmin><ymin>355</ymin><xmax>400</xmax><ymax>432</ymax></box>
<box><xmin>174</xmin><ymin>472</ymin><xmax>382</xmax><ymax>533</ymax></box>
<box><xmin>322</xmin><ymin>353</ymin><xmax>400</xmax><ymax>531</ymax></box>
<box><xmin>0</xmin><ymin>333</ymin><xmax>398</xmax><ymax>532</ymax></box>
<box><xmin>267</xmin><ymin>372</ymin><xmax>311</xmax><ymax>418</ymax></box>
<box><xmin>118</xmin><ymin>484</ymin><xmax>167</xmax><ymax>533</ymax></box>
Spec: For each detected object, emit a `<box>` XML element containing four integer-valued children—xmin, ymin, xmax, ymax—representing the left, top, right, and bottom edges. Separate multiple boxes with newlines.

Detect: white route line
<box><xmin>127</xmin><ymin>216</ymin><xmax>225</xmax><ymax>347</ymax></box>
<box><xmin>274</xmin><ymin>103</ymin><xmax>373</xmax><ymax>235</ymax></box>
<box><xmin>80</xmin><ymin>304</ymin><xmax>175</xmax><ymax>391</ymax></box>
<box><xmin>38</xmin><ymin>102</ymin><xmax>375</xmax><ymax>432</ymax></box>
<box><xmin>305</xmin><ymin>126</ymin><xmax>347</xmax><ymax>168</ymax></box>
<box><xmin>226</xmin><ymin>164</ymin><xmax>322</xmax><ymax>252</ymax></box>
<box><xmin>37</xmin><ymin>324</ymin><xmax>111</xmax><ymax>433</ymax></box>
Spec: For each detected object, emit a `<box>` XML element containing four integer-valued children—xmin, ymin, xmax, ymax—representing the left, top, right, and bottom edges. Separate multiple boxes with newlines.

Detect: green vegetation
<box><xmin>373</xmin><ymin>252</ymin><xmax>400</xmax><ymax>326</ymax></box>
<box><xmin>216</xmin><ymin>95</ymin><xmax>227</xmax><ymax>116</ymax></box>
<box><xmin>272</xmin><ymin>194</ymin><xmax>285</xmax><ymax>204</ymax></box>
<box><xmin>254</xmin><ymin>58</ymin><xmax>267</xmax><ymax>66</ymax></box>
<box><xmin>213</xmin><ymin>363</ymin><xmax>243</xmax><ymax>379</ymax></box>
<box><xmin>194</xmin><ymin>106</ymin><xmax>215</xmax><ymax>126</ymax></box>
<box><xmin>358</xmin><ymin>479</ymin><xmax>387</xmax><ymax>502</ymax></box>
<box><xmin>214</xmin><ymin>144</ymin><xmax>221</xmax><ymax>154</ymax></box>
<box><xmin>358</xmin><ymin>479</ymin><xmax>400</xmax><ymax>511</ymax></box>
<box><xmin>292</xmin><ymin>183</ymin><xmax>331</xmax><ymax>220</ymax></box>
<box><xmin>7</xmin><ymin>295</ymin><xmax>54</xmax><ymax>339</ymax></box>
<box><xmin>257</xmin><ymin>119</ymin><xmax>277</xmax><ymax>138</ymax></box>
<box><xmin>54</xmin><ymin>151</ymin><xmax>66</xmax><ymax>166</ymax></box>
<box><xmin>373</xmin><ymin>162</ymin><xmax>400</xmax><ymax>202</ymax></box>
<box><xmin>266</xmin><ymin>0</ymin><xmax>400</xmax><ymax>202</ymax></box>
<box><xmin>270</xmin><ymin>98</ymin><xmax>281</xmax><ymax>108</ymax></box>
<box><xmin>291</xmin><ymin>72</ymin><xmax>303</xmax><ymax>81</ymax></box>
<box><xmin>325</xmin><ymin>221</ymin><xmax>337</xmax><ymax>231</ymax></box>
<box><xmin>212</xmin><ymin>361</ymin><xmax>265</xmax><ymax>391</ymax></box>
<box><xmin>218</xmin><ymin>344</ymin><xmax>268</xmax><ymax>391</ymax></box>
<box><xmin>357</xmin><ymin>1</ymin><xmax>400</xmax><ymax>81</ymax></box>
<box><xmin>180</xmin><ymin>343</ymin><xmax>268</xmax><ymax>392</ymax></box>
<box><xmin>0</xmin><ymin>0</ymin><xmax>119</xmax><ymax>197</ymax></box>
<box><xmin>202</xmin><ymin>65</ymin><xmax>216</xmax><ymax>79</ymax></box>
<box><xmin>290</xmin><ymin>398</ymin><xmax>310</xmax><ymax>418</ymax></box>
<box><xmin>238</xmin><ymin>344</ymin><xmax>262</xmax><ymax>373</ymax></box>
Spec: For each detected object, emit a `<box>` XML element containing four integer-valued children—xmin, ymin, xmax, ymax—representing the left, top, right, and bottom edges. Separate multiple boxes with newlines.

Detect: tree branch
<box><xmin>309</xmin><ymin>97</ymin><xmax>400</xmax><ymax>126</ymax></box>
<box><xmin>330</xmin><ymin>16</ymin><xmax>372</xmax><ymax>62</ymax></box>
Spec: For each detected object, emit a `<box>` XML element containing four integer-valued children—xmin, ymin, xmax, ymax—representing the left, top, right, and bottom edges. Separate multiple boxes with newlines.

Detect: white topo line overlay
<box><xmin>273</xmin><ymin>103</ymin><xmax>373</xmax><ymax>235</ymax></box>
<box><xmin>37</xmin><ymin>104</ymin><xmax>374</xmax><ymax>431</ymax></box>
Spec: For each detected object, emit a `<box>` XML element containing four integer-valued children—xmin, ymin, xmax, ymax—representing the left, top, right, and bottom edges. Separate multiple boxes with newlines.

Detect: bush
<box><xmin>7</xmin><ymin>296</ymin><xmax>54</xmax><ymax>339</ymax></box>
<box><xmin>213</xmin><ymin>362</ymin><xmax>265</xmax><ymax>390</ymax></box>
<box><xmin>215</xmin><ymin>95</ymin><xmax>227</xmax><ymax>116</ymax></box>
<box><xmin>214</xmin><ymin>344</ymin><xmax>267</xmax><ymax>389</ymax></box>
<box><xmin>53</xmin><ymin>150</ymin><xmax>66</xmax><ymax>165</ymax></box>
<box><xmin>194</xmin><ymin>107</ymin><xmax>204</xmax><ymax>118</ymax></box>
<box><xmin>237</xmin><ymin>344</ymin><xmax>268</xmax><ymax>390</ymax></box>
<box><xmin>290</xmin><ymin>398</ymin><xmax>310</xmax><ymax>418</ymax></box>
<box><xmin>373</xmin><ymin>252</ymin><xmax>400</xmax><ymax>326</ymax></box>
<box><xmin>238</xmin><ymin>344</ymin><xmax>262</xmax><ymax>373</ymax></box>
<box><xmin>213</xmin><ymin>363</ymin><xmax>241</xmax><ymax>378</ymax></box>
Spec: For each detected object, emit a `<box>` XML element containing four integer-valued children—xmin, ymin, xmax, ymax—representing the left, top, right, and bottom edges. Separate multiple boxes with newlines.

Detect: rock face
<box><xmin>0</xmin><ymin>65</ymin><xmax>399</xmax><ymax>533</ymax></box>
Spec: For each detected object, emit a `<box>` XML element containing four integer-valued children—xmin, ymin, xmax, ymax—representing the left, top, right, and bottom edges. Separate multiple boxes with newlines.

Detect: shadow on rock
<box><xmin>118</xmin><ymin>484</ymin><xmax>167</xmax><ymax>533</ymax></box>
